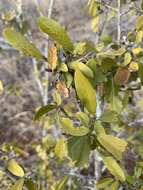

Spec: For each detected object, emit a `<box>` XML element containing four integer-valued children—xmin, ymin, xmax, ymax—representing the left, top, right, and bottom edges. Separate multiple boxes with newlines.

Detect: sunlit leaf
<box><xmin>11</xmin><ymin>178</ymin><xmax>24</xmax><ymax>190</ymax></box>
<box><xmin>68</xmin><ymin>61</ymin><xmax>94</xmax><ymax>78</ymax></box>
<box><xmin>38</xmin><ymin>17</ymin><xmax>73</xmax><ymax>52</ymax></box>
<box><xmin>55</xmin><ymin>138</ymin><xmax>68</xmax><ymax>160</ymax></box>
<box><xmin>136</xmin><ymin>16</ymin><xmax>143</xmax><ymax>31</ymax></box>
<box><xmin>87</xmin><ymin>0</ymin><xmax>98</xmax><ymax>17</ymax></box>
<box><xmin>73</xmin><ymin>42</ymin><xmax>95</xmax><ymax>55</ymax></box>
<box><xmin>101</xmin><ymin>155</ymin><xmax>125</xmax><ymax>181</ymax></box>
<box><xmin>132</xmin><ymin>47</ymin><xmax>142</xmax><ymax>55</ymax></box>
<box><xmin>74</xmin><ymin>69</ymin><xmax>96</xmax><ymax>114</ymax></box>
<box><xmin>123</xmin><ymin>52</ymin><xmax>132</xmax><ymax>66</ymax></box>
<box><xmin>98</xmin><ymin>134</ymin><xmax>127</xmax><ymax>160</ymax></box>
<box><xmin>98</xmin><ymin>48</ymin><xmax>126</xmax><ymax>58</ymax></box>
<box><xmin>91</xmin><ymin>16</ymin><xmax>99</xmax><ymax>32</ymax></box>
<box><xmin>60</xmin><ymin>117</ymin><xmax>89</xmax><ymax>136</ymax></box>
<box><xmin>129</xmin><ymin>61</ymin><xmax>139</xmax><ymax>72</ymax></box>
<box><xmin>3</xmin><ymin>28</ymin><xmax>44</xmax><ymax>60</ymax></box>
<box><xmin>53</xmin><ymin>91</ymin><xmax>62</xmax><ymax>106</ymax></box>
<box><xmin>136</xmin><ymin>30</ymin><xmax>143</xmax><ymax>43</ymax></box>
<box><xmin>94</xmin><ymin>121</ymin><xmax>106</xmax><ymax>135</ymax></box>
<box><xmin>7</xmin><ymin>159</ymin><xmax>24</xmax><ymax>177</ymax></box>
<box><xmin>76</xmin><ymin>112</ymin><xmax>89</xmax><ymax>126</ymax></box>
<box><xmin>106</xmin><ymin>181</ymin><xmax>119</xmax><ymax>190</ymax></box>
<box><xmin>55</xmin><ymin>176</ymin><xmax>68</xmax><ymax>190</ymax></box>
<box><xmin>96</xmin><ymin>178</ymin><xmax>114</xmax><ymax>189</ymax></box>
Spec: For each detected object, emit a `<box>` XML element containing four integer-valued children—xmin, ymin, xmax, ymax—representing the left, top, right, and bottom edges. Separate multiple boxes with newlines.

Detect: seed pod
<box><xmin>114</xmin><ymin>67</ymin><xmax>131</xmax><ymax>85</ymax></box>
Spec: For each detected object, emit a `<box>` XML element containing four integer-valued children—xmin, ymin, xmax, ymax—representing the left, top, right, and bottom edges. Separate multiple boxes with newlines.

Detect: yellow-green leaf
<box><xmin>74</xmin><ymin>69</ymin><xmax>96</xmax><ymax>114</ymax></box>
<box><xmin>136</xmin><ymin>16</ymin><xmax>143</xmax><ymax>31</ymax></box>
<box><xmin>106</xmin><ymin>181</ymin><xmax>119</xmax><ymax>190</ymax></box>
<box><xmin>98</xmin><ymin>48</ymin><xmax>126</xmax><ymax>58</ymax></box>
<box><xmin>11</xmin><ymin>178</ymin><xmax>24</xmax><ymax>190</ymax></box>
<box><xmin>97</xmin><ymin>134</ymin><xmax>127</xmax><ymax>160</ymax></box>
<box><xmin>38</xmin><ymin>17</ymin><xmax>73</xmax><ymax>52</ymax></box>
<box><xmin>124</xmin><ymin>52</ymin><xmax>132</xmax><ymax>66</ymax></box>
<box><xmin>75</xmin><ymin>112</ymin><xmax>89</xmax><ymax>126</ymax></box>
<box><xmin>96</xmin><ymin>178</ymin><xmax>114</xmax><ymax>189</ymax></box>
<box><xmin>68</xmin><ymin>61</ymin><xmax>94</xmax><ymax>78</ymax></box>
<box><xmin>55</xmin><ymin>176</ymin><xmax>68</xmax><ymax>190</ymax></box>
<box><xmin>91</xmin><ymin>16</ymin><xmax>99</xmax><ymax>32</ymax></box>
<box><xmin>87</xmin><ymin>0</ymin><xmax>98</xmax><ymax>17</ymax></box>
<box><xmin>3</xmin><ymin>28</ymin><xmax>44</xmax><ymax>60</ymax></box>
<box><xmin>101</xmin><ymin>156</ymin><xmax>125</xmax><ymax>181</ymax></box>
<box><xmin>60</xmin><ymin>117</ymin><xmax>89</xmax><ymax>136</ymax></box>
<box><xmin>7</xmin><ymin>159</ymin><xmax>24</xmax><ymax>177</ymax></box>
<box><xmin>55</xmin><ymin>138</ymin><xmax>68</xmax><ymax>160</ymax></box>
<box><xmin>136</xmin><ymin>30</ymin><xmax>143</xmax><ymax>43</ymax></box>
<box><xmin>94</xmin><ymin>121</ymin><xmax>106</xmax><ymax>135</ymax></box>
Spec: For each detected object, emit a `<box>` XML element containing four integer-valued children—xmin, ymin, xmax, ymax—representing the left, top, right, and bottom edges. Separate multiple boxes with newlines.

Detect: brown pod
<box><xmin>114</xmin><ymin>67</ymin><xmax>131</xmax><ymax>85</ymax></box>
<box><xmin>48</xmin><ymin>44</ymin><xmax>58</xmax><ymax>71</ymax></box>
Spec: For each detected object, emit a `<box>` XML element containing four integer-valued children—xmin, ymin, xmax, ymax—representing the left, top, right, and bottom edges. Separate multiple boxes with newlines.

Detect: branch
<box><xmin>117</xmin><ymin>0</ymin><xmax>121</xmax><ymax>45</ymax></box>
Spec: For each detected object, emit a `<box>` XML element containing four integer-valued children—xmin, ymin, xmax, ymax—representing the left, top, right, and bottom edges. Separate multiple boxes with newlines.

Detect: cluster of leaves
<box><xmin>2</xmin><ymin>0</ymin><xmax>143</xmax><ymax>189</ymax></box>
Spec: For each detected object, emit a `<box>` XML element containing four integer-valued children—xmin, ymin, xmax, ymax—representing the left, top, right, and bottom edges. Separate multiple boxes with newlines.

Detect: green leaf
<box><xmin>101</xmin><ymin>35</ymin><xmax>112</xmax><ymax>45</ymax></box>
<box><xmin>34</xmin><ymin>104</ymin><xmax>56</xmax><ymax>121</ymax></box>
<box><xmin>96</xmin><ymin>178</ymin><xmax>114</xmax><ymax>189</ymax></box>
<box><xmin>97</xmin><ymin>134</ymin><xmax>127</xmax><ymax>160</ymax></box>
<box><xmin>100</xmin><ymin>111</ymin><xmax>118</xmax><ymax>123</ymax></box>
<box><xmin>25</xmin><ymin>179</ymin><xmax>37</xmax><ymax>190</ymax></box>
<box><xmin>3</xmin><ymin>28</ymin><xmax>44</xmax><ymax>60</ymax></box>
<box><xmin>141</xmin><ymin>0</ymin><xmax>143</xmax><ymax>10</ymax></box>
<box><xmin>38</xmin><ymin>17</ymin><xmax>73</xmax><ymax>52</ymax></box>
<box><xmin>68</xmin><ymin>136</ymin><xmax>90</xmax><ymax>166</ymax></box>
<box><xmin>55</xmin><ymin>176</ymin><xmax>68</xmax><ymax>190</ymax></box>
<box><xmin>98</xmin><ymin>48</ymin><xmax>126</xmax><ymax>58</ymax></box>
<box><xmin>11</xmin><ymin>178</ymin><xmax>24</xmax><ymax>190</ymax></box>
<box><xmin>68</xmin><ymin>61</ymin><xmax>94</xmax><ymax>78</ymax></box>
<box><xmin>60</xmin><ymin>117</ymin><xmax>89</xmax><ymax>136</ymax></box>
<box><xmin>94</xmin><ymin>121</ymin><xmax>106</xmax><ymax>135</ymax></box>
<box><xmin>139</xmin><ymin>63</ymin><xmax>143</xmax><ymax>84</ymax></box>
<box><xmin>101</xmin><ymin>58</ymin><xmax>116</xmax><ymax>72</ymax></box>
<box><xmin>101</xmin><ymin>155</ymin><xmax>125</xmax><ymax>181</ymax></box>
<box><xmin>55</xmin><ymin>138</ymin><xmax>68</xmax><ymax>160</ymax></box>
<box><xmin>74</xmin><ymin>69</ymin><xmax>96</xmax><ymax>114</ymax></box>
<box><xmin>73</xmin><ymin>42</ymin><xmax>87</xmax><ymax>55</ymax></box>
<box><xmin>7</xmin><ymin>159</ymin><xmax>24</xmax><ymax>177</ymax></box>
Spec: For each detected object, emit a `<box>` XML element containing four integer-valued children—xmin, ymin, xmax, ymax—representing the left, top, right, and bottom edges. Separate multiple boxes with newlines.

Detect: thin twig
<box><xmin>117</xmin><ymin>0</ymin><xmax>121</xmax><ymax>45</ymax></box>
